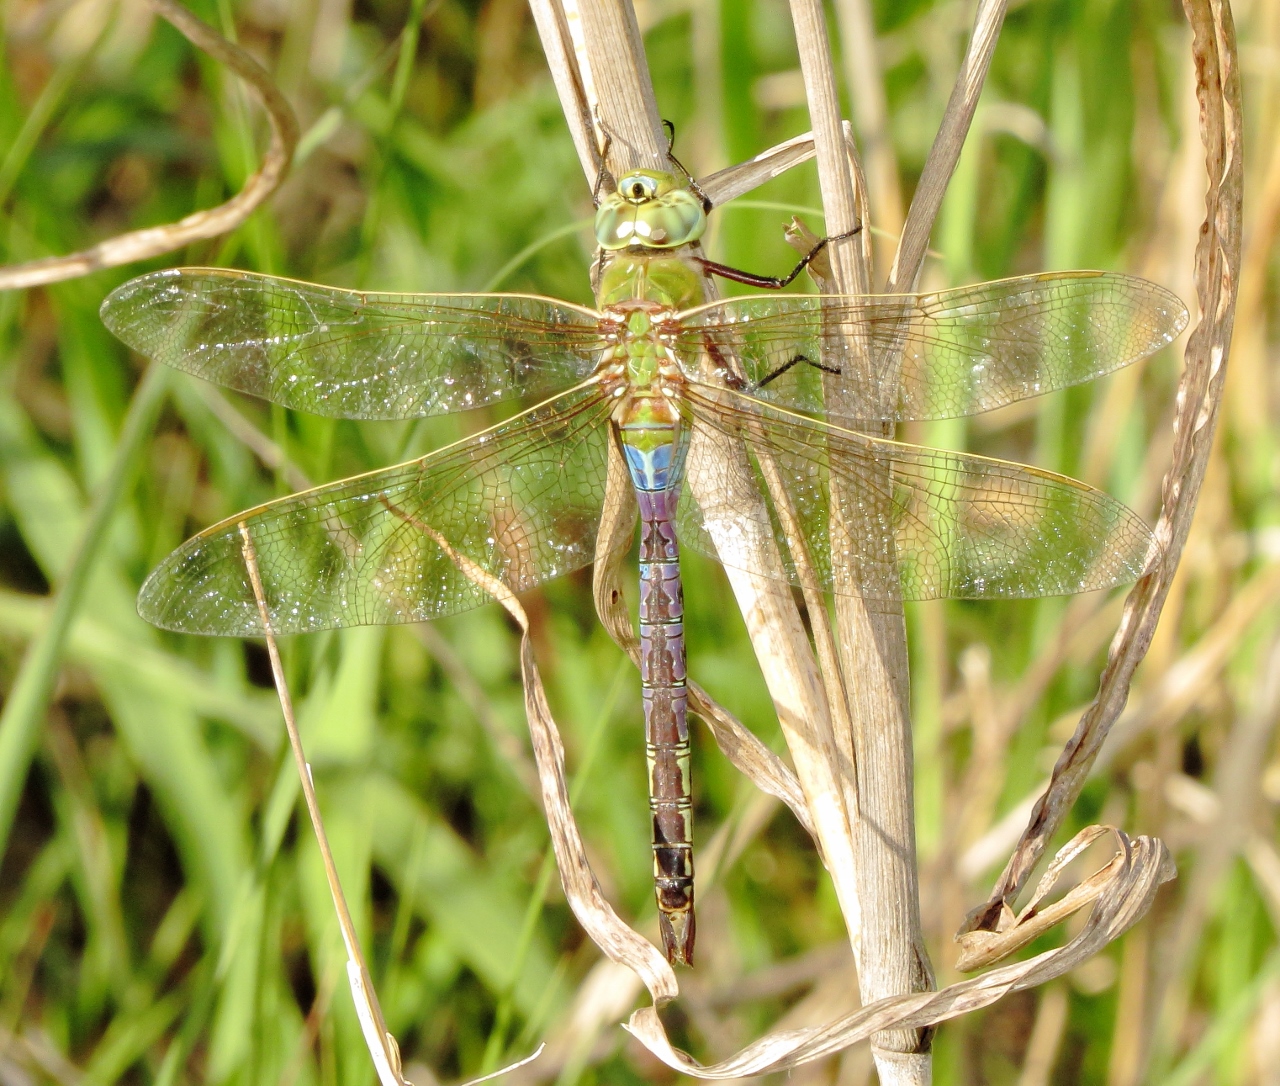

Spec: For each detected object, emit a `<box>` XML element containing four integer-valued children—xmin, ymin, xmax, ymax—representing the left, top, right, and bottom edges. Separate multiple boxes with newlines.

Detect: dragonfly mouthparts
<box><xmin>601</xmin><ymin>299</ymin><xmax>669</xmax><ymax>318</ymax></box>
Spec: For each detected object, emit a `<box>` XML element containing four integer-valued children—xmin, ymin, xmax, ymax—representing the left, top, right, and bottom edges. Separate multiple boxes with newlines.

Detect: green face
<box><xmin>594</xmin><ymin>170</ymin><xmax>707</xmax><ymax>251</ymax></box>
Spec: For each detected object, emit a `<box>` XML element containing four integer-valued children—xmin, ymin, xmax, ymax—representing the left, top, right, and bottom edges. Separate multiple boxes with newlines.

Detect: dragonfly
<box><xmin>102</xmin><ymin>166</ymin><xmax>1187</xmax><ymax>966</ymax></box>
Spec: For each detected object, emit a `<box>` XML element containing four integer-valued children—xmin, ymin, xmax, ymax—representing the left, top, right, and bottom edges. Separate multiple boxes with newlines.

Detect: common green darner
<box><xmin>101</xmin><ymin>167</ymin><xmax>1187</xmax><ymax>966</ymax></box>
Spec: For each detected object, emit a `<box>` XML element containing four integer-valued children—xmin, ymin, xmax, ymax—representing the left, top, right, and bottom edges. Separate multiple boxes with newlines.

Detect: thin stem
<box><xmin>0</xmin><ymin>0</ymin><xmax>298</xmax><ymax>291</ymax></box>
<box><xmin>886</xmin><ymin>0</ymin><xmax>1009</xmax><ymax>293</ymax></box>
<box><xmin>240</xmin><ymin>441</ymin><xmax>553</xmax><ymax>1086</ymax></box>
<box><xmin>482</xmin><ymin>219</ymin><xmax>593</xmax><ymax>291</ymax></box>
<box><xmin>786</xmin><ymin>0</ymin><xmax>935</xmax><ymax>1076</ymax></box>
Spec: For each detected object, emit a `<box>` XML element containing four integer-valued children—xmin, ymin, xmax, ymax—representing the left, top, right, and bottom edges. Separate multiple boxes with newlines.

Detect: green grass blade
<box><xmin>0</xmin><ymin>362</ymin><xmax>168</xmax><ymax>858</ymax></box>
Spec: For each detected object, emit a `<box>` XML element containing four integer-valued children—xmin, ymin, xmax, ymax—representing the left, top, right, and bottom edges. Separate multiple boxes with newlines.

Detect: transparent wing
<box><xmin>102</xmin><ymin>268</ymin><xmax>610</xmax><ymax>420</ymax></box>
<box><xmin>677</xmin><ymin>384</ymin><xmax>1157</xmax><ymax>601</ymax></box>
<box><xmin>675</xmin><ymin>272</ymin><xmax>1187</xmax><ymax>423</ymax></box>
<box><xmin>138</xmin><ymin>386</ymin><xmax>614</xmax><ymax>635</ymax></box>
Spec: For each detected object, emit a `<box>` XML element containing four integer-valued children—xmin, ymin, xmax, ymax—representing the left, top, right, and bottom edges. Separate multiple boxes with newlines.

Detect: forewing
<box><xmin>139</xmin><ymin>386</ymin><xmax>614</xmax><ymax>635</ymax></box>
<box><xmin>676</xmin><ymin>272</ymin><xmax>1187</xmax><ymax>423</ymax></box>
<box><xmin>677</xmin><ymin>385</ymin><xmax>1157</xmax><ymax>601</ymax></box>
<box><xmin>102</xmin><ymin>268</ymin><xmax>609</xmax><ymax>419</ymax></box>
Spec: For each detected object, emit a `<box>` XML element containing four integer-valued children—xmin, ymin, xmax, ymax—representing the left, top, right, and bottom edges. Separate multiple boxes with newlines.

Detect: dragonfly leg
<box><xmin>756</xmin><ymin>353</ymin><xmax>843</xmax><ymax>389</ymax></box>
<box><xmin>592</xmin><ymin>126</ymin><xmax>614</xmax><ymax>208</ymax></box>
<box><xmin>696</xmin><ymin>224</ymin><xmax>863</xmax><ymax>290</ymax></box>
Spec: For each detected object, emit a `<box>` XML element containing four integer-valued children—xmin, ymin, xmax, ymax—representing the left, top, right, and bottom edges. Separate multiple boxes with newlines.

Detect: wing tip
<box><xmin>136</xmin><ymin>560</ymin><xmax>202</xmax><ymax>635</ymax></box>
<box><xmin>136</xmin><ymin>540</ymin><xmax>265</xmax><ymax>638</ymax></box>
<box><xmin>1129</xmin><ymin>276</ymin><xmax>1191</xmax><ymax>344</ymax></box>
<box><xmin>1072</xmin><ymin>503</ymin><xmax>1160</xmax><ymax>595</ymax></box>
<box><xmin>101</xmin><ymin>267</ymin><xmax>186</xmax><ymax>340</ymax></box>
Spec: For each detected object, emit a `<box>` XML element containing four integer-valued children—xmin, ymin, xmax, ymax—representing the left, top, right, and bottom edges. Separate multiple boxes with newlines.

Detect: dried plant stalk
<box><xmin>833</xmin><ymin>0</ymin><xmax>903</xmax><ymax>267</ymax></box>
<box><xmin>787</xmin><ymin>0</ymin><xmax>933</xmax><ymax>1075</ymax></box>
<box><xmin>526</xmin><ymin>0</ymin><xmax>599</xmax><ymax>183</ymax></box>
<box><xmin>885</xmin><ymin>0</ymin><xmax>1008</xmax><ymax>294</ymax></box>
<box><xmin>697</xmin><ymin>132</ymin><xmax>819</xmax><ymax>208</ymax></box>
<box><xmin>575</xmin><ymin>0</ymin><xmax>664</xmax><ymax>171</ymax></box>
<box><xmin>0</xmin><ymin>0</ymin><xmax>298</xmax><ymax>293</ymax></box>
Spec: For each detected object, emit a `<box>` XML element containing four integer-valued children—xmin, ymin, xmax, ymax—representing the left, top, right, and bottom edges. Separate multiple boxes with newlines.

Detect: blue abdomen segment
<box><xmin>620</xmin><ymin>429</ymin><xmax>694</xmax><ymax>965</ymax></box>
<box><xmin>622</xmin><ymin>439</ymin><xmax>676</xmax><ymax>492</ymax></box>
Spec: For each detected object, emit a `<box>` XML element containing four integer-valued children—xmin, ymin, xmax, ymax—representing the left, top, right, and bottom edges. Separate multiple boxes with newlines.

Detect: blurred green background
<box><xmin>0</xmin><ymin>0</ymin><xmax>1277</xmax><ymax>1083</ymax></box>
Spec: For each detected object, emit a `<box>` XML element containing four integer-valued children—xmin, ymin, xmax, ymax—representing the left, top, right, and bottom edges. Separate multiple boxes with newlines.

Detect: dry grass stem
<box><xmin>787</xmin><ymin>0</ymin><xmax>934</xmax><ymax>1075</ymax></box>
<box><xmin>783</xmin><ymin>0</ymin><xmax>936</xmax><ymax>1075</ymax></box>
<box><xmin>574</xmin><ymin>0</ymin><xmax>664</xmax><ymax>173</ymax></box>
<box><xmin>885</xmin><ymin>0</ymin><xmax>1008</xmax><ymax>294</ymax></box>
<box><xmin>697</xmin><ymin>132</ymin><xmax>819</xmax><ymax>208</ymax></box>
<box><xmin>965</xmin><ymin>0</ymin><xmax>1243</xmax><ymax>934</ymax></box>
<box><xmin>0</xmin><ymin>0</ymin><xmax>298</xmax><ymax>292</ymax></box>
<box><xmin>685</xmin><ymin>682</ymin><xmax>819</xmax><ymax>842</ymax></box>
<box><xmin>526</xmin><ymin>0</ymin><xmax>598</xmax><ymax>183</ymax></box>
<box><xmin>834</xmin><ymin>0</ymin><xmax>904</xmax><ymax>268</ymax></box>
<box><xmin>238</xmin><ymin>525</ymin><xmax>544</xmax><ymax>1086</ymax></box>
<box><xmin>1098</xmin><ymin>560</ymin><xmax>1280</xmax><ymax>764</ymax></box>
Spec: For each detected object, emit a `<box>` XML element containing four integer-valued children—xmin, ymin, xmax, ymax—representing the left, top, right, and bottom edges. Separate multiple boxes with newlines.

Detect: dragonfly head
<box><xmin>595</xmin><ymin>170</ymin><xmax>707</xmax><ymax>251</ymax></box>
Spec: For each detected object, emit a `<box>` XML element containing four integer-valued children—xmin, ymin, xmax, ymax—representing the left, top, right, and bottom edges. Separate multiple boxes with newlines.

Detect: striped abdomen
<box><xmin>621</xmin><ymin>429</ymin><xmax>695</xmax><ymax>965</ymax></box>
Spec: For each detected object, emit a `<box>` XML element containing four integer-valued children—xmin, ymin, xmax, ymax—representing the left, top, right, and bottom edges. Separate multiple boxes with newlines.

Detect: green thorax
<box><xmin>593</xmin><ymin>170</ymin><xmax>709</xmax><ymax>311</ymax></box>
<box><xmin>623</xmin><ymin>310</ymin><xmax>659</xmax><ymax>382</ymax></box>
<box><xmin>602</xmin><ymin>308</ymin><xmax>679</xmax><ymax>449</ymax></box>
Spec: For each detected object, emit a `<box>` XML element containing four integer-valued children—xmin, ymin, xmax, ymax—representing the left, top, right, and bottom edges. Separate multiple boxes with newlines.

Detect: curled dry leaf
<box><xmin>953</xmin><ymin>826</ymin><xmax>1167</xmax><ymax>972</ymax></box>
<box><xmin>0</xmin><ymin>0</ymin><xmax>298</xmax><ymax>292</ymax></box>
<box><xmin>624</xmin><ymin>830</ymin><xmax>1173</xmax><ymax>1078</ymax></box>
